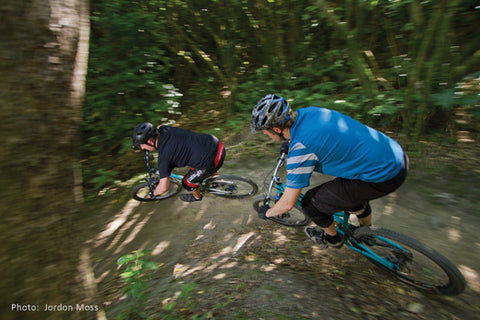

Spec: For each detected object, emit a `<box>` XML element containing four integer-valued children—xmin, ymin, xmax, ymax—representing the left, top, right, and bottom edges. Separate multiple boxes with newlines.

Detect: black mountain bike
<box><xmin>132</xmin><ymin>151</ymin><xmax>258</xmax><ymax>201</ymax></box>
<box><xmin>252</xmin><ymin>143</ymin><xmax>466</xmax><ymax>296</ymax></box>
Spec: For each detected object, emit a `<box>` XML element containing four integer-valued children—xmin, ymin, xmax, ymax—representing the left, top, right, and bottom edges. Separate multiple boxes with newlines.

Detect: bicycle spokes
<box><xmin>209</xmin><ymin>181</ymin><xmax>235</xmax><ymax>195</ymax></box>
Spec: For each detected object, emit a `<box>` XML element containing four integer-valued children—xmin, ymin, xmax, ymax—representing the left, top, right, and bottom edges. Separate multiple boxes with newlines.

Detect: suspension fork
<box><xmin>143</xmin><ymin>151</ymin><xmax>156</xmax><ymax>197</ymax></box>
<box><xmin>264</xmin><ymin>152</ymin><xmax>287</xmax><ymax>206</ymax></box>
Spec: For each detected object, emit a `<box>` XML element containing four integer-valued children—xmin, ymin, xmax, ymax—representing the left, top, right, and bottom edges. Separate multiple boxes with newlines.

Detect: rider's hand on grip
<box><xmin>258</xmin><ymin>205</ymin><xmax>270</xmax><ymax>220</ymax></box>
<box><xmin>280</xmin><ymin>140</ymin><xmax>289</xmax><ymax>155</ymax></box>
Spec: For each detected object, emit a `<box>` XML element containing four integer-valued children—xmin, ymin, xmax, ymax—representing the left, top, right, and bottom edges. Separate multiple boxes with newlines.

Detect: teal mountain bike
<box><xmin>253</xmin><ymin>144</ymin><xmax>466</xmax><ymax>296</ymax></box>
<box><xmin>132</xmin><ymin>151</ymin><xmax>258</xmax><ymax>201</ymax></box>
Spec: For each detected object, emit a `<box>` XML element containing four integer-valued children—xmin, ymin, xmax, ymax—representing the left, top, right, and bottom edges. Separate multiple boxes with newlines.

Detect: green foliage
<box><xmin>368</xmin><ymin>91</ymin><xmax>405</xmax><ymax>115</ymax></box>
<box><xmin>161</xmin><ymin>282</ymin><xmax>226</xmax><ymax>320</ymax></box>
<box><xmin>115</xmin><ymin>252</ymin><xmax>229</xmax><ymax>319</ymax></box>
<box><xmin>85</xmin><ymin>0</ymin><xmax>179</xmax><ymax>154</ymax></box>
<box><xmin>83</xmin><ymin>0</ymin><xmax>183</xmax><ymax>195</ymax></box>
<box><xmin>88</xmin><ymin>168</ymin><xmax>120</xmax><ymax>193</ymax></box>
<box><xmin>431</xmin><ymin>89</ymin><xmax>480</xmax><ymax>112</ymax></box>
<box><xmin>161</xmin><ymin>283</ymin><xmax>197</xmax><ymax>316</ymax></box>
<box><xmin>115</xmin><ymin>250</ymin><xmax>159</xmax><ymax>320</ymax></box>
<box><xmin>82</xmin><ymin>0</ymin><xmax>480</xmax><ymax>195</ymax></box>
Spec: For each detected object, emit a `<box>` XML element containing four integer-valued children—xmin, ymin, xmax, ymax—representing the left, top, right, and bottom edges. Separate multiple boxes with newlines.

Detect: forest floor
<box><xmin>83</xmin><ymin>133</ymin><xmax>480</xmax><ymax>320</ymax></box>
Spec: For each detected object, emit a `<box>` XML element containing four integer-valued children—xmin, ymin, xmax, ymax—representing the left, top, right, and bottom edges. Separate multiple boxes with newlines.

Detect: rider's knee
<box><xmin>347</xmin><ymin>202</ymin><xmax>371</xmax><ymax>218</ymax></box>
<box><xmin>182</xmin><ymin>176</ymin><xmax>199</xmax><ymax>192</ymax></box>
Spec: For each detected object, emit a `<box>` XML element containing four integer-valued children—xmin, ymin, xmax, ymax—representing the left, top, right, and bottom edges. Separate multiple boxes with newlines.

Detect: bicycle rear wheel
<box><xmin>206</xmin><ymin>175</ymin><xmax>258</xmax><ymax>199</ymax></box>
<box><xmin>353</xmin><ymin>227</ymin><xmax>466</xmax><ymax>295</ymax></box>
<box><xmin>252</xmin><ymin>195</ymin><xmax>311</xmax><ymax>227</ymax></box>
<box><xmin>132</xmin><ymin>178</ymin><xmax>182</xmax><ymax>201</ymax></box>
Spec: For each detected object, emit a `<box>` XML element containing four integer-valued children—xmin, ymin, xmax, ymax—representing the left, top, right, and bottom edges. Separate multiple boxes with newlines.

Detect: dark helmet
<box><xmin>250</xmin><ymin>94</ymin><xmax>291</xmax><ymax>132</ymax></box>
<box><xmin>132</xmin><ymin>122</ymin><xmax>158</xmax><ymax>149</ymax></box>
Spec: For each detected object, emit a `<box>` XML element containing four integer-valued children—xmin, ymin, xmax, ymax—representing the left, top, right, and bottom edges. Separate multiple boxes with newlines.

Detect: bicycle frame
<box><xmin>334</xmin><ymin>213</ymin><xmax>405</xmax><ymax>271</ymax></box>
<box><xmin>266</xmin><ymin>152</ymin><xmax>406</xmax><ymax>271</ymax></box>
<box><xmin>142</xmin><ymin>151</ymin><xmax>160</xmax><ymax>197</ymax></box>
<box><xmin>142</xmin><ymin>151</ymin><xmax>233</xmax><ymax>195</ymax></box>
<box><xmin>263</xmin><ymin>152</ymin><xmax>304</xmax><ymax>208</ymax></box>
<box><xmin>142</xmin><ymin>150</ymin><xmax>188</xmax><ymax>188</ymax></box>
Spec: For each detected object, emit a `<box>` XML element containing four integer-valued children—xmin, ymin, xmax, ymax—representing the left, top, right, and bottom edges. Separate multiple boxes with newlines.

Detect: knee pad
<box><xmin>348</xmin><ymin>202</ymin><xmax>371</xmax><ymax>218</ymax></box>
<box><xmin>182</xmin><ymin>176</ymin><xmax>199</xmax><ymax>192</ymax></box>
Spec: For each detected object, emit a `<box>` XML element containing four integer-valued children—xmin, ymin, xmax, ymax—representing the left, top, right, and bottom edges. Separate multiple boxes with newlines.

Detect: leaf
<box><xmin>141</xmin><ymin>260</ymin><xmax>159</xmax><ymax>271</ymax></box>
<box><xmin>431</xmin><ymin>89</ymin><xmax>456</xmax><ymax>110</ymax></box>
<box><xmin>120</xmin><ymin>271</ymin><xmax>135</xmax><ymax>279</ymax></box>
<box><xmin>117</xmin><ymin>254</ymin><xmax>136</xmax><ymax>266</ymax></box>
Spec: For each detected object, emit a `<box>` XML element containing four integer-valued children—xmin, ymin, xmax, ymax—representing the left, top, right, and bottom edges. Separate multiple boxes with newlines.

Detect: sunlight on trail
<box><xmin>92</xmin><ymin>199</ymin><xmax>140</xmax><ymax>248</ymax></box>
<box><xmin>202</xmin><ymin>219</ymin><xmax>216</xmax><ymax>230</ymax></box>
<box><xmin>78</xmin><ymin>247</ymin><xmax>108</xmax><ymax>320</ymax></box>
<box><xmin>172</xmin><ymin>231</ymin><xmax>256</xmax><ymax>279</ymax></box>
<box><xmin>458</xmin><ymin>265</ymin><xmax>479</xmax><ymax>292</ymax></box>
<box><xmin>152</xmin><ymin>240</ymin><xmax>171</xmax><ymax>256</ymax></box>
<box><xmin>113</xmin><ymin>210</ymin><xmax>154</xmax><ymax>254</ymax></box>
<box><xmin>272</xmin><ymin>230</ymin><xmax>289</xmax><ymax>245</ymax></box>
<box><xmin>72</xmin><ymin>160</ymin><xmax>480</xmax><ymax>320</ymax></box>
<box><xmin>78</xmin><ymin>199</ymin><xmax>154</xmax><ymax>318</ymax></box>
<box><xmin>211</xmin><ymin>232</ymin><xmax>255</xmax><ymax>260</ymax></box>
<box><xmin>106</xmin><ymin>212</ymin><xmax>142</xmax><ymax>251</ymax></box>
<box><xmin>381</xmin><ymin>192</ymin><xmax>397</xmax><ymax>217</ymax></box>
<box><xmin>447</xmin><ymin>216</ymin><xmax>462</xmax><ymax>242</ymax></box>
<box><xmin>447</xmin><ymin>228</ymin><xmax>461</xmax><ymax>242</ymax></box>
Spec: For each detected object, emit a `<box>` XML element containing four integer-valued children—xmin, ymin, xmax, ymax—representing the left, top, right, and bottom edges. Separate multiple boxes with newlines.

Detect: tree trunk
<box><xmin>0</xmin><ymin>0</ymin><xmax>90</xmax><ymax>319</ymax></box>
<box><xmin>317</xmin><ymin>0</ymin><xmax>378</xmax><ymax>110</ymax></box>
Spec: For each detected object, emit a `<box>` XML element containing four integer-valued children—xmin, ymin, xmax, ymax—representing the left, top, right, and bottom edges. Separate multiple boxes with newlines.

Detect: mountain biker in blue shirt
<box><xmin>132</xmin><ymin>122</ymin><xmax>225</xmax><ymax>202</ymax></box>
<box><xmin>251</xmin><ymin>94</ymin><xmax>408</xmax><ymax>248</ymax></box>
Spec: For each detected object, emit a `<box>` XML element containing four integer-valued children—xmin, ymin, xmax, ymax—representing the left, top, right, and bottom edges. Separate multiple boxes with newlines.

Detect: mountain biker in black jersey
<box><xmin>132</xmin><ymin>122</ymin><xmax>225</xmax><ymax>202</ymax></box>
<box><xmin>251</xmin><ymin>94</ymin><xmax>408</xmax><ymax>249</ymax></box>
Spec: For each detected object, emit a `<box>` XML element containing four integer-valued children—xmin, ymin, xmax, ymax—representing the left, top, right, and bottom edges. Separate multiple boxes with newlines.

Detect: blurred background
<box><xmin>0</xmin><ymin>0</ymin><xmax>479</xmax><ymax>319</ymax></box>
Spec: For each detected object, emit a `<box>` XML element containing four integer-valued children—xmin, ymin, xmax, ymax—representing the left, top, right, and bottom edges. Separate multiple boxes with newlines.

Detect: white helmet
<box><xmin>250</xmin><ymin>94</ymin><xmax>291</xmax><ymax>132</ymax></box>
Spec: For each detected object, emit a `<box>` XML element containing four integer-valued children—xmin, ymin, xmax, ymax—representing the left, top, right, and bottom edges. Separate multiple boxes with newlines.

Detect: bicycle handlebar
<box><xmin>280</xmin><ymin>140</ymin><xmax>289</xmax><ymax>155</ymax></box>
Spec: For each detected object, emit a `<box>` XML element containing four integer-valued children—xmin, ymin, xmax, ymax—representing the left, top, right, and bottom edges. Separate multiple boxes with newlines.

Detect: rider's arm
<box><xmin>154</xmin><ymin>176</ymin><xmax>170</xmax><ymax>196</ymax></box>
<box><xmin>266</xmin><ymin>187</ymin><xmax>302</xmax><ymax>218</ymax></box>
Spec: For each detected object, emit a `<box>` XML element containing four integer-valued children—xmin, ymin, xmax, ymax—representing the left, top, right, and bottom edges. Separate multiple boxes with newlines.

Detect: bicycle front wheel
<box><xmin>206</xmin><ymin>175</ymin><xmax>258</xmax><ymax>199</ymax></box>
<box><xmin>132</xmin><ymin>178</ymin><xmax>182</xmax><ymax>201</ymax></box>
<box><xmin>252</xmin><ymin>195</ymin><xmax>311</xmax><ymax>227</ymax></box>
<box><xmin>354</xmin><ymin>227</ymin><xmax>466</xmax><ymax>295</ymax></box>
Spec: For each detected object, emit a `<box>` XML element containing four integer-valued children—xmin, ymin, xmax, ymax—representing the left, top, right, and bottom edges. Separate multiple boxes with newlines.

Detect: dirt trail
<box><xmin>85</xmin><ymin>154</ymin><xmax>480</xmax><ymax>320</ymax></box>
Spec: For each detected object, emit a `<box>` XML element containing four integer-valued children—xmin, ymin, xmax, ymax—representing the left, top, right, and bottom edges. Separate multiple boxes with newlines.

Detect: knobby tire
<box><xmin>207</xmin><ymin>175</ymin><xmax>258</xmax><ymax>199</ymax></box>
<box><xmin>353</xmin><ymin>227</ymin><xmax>466</xmax><ymax>295</ymax></box>
<box><xmin>132</xmin><ymin>178</ymin><xmax>182</xmax><ymax>201</ymax></box>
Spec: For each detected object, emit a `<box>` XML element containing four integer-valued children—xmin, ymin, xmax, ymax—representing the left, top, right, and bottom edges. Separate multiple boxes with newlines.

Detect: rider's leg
<box><xmin>322</xmin><ymin>221</ymin><xmax>338</xmax><ymax>236</ymax></box>
<box><xmin>304</xmin><ymin>223</ymin><xmax>343</xmax><ymax>248</ymax></box>
<box><xmin>181</xmin><ymin>158</ymin><xmax>224</xmax><ymax>202</ymax></box>
<box><xmin>191</xmin><ymin>189</ymin><xmax>203</xmax><ymax>200</ymax></box>
<box><xmin>358</xmin><ymin>214</ymin><xmax>372</xmax><ymax>226</ymax></box>
<box><xmin>181</xmin><ymin>171</ymin><xmax>203</xmax><ymax>202</ymax></box>
<box><xmin>347</xmin><ymin>202</ymin><xmax>372</xmax><ymax>226</ymax></box>
<box><xmin>302</xmin><ymin>188</ymin><xmax>342</xmax><ymax>248</ymax></box>
<box><xmin>301</xmin><ymin>178</ymin><xmax>383</xmax><ymax>247</ymax></box>
<box><xmin>304</xmin><ymin>163</ymin><xmax>408</xmax><ymax>242</ymax></box>
<box><xmin>358</xmin><ymin>214</ymin><xmax>372</xmax><ymax>227</ymax></box>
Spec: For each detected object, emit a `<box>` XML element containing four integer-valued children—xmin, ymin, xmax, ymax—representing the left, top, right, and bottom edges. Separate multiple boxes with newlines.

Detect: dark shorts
<box><xmin>182</xmin><ymin>141</ymin><xmax>225</xmax><ymax>191</ymax></box>
<box><xmin>301</xmin><ymin>154</ymin><xmax>408</xmax><ymax>227</ymax></box>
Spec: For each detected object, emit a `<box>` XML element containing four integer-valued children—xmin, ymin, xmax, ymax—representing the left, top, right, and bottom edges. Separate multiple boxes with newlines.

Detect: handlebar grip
<box><xmin>280</xmin><ymin>140</ymin><xmax>289</xmax><ymax>155</ymax></box>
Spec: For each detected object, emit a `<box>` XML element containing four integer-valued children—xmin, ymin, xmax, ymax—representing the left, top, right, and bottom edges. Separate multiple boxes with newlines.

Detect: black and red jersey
<box><xmin>156</xmin><ymin>126</ymin><xmax>223</xmax><ymax>179</ymax></box>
